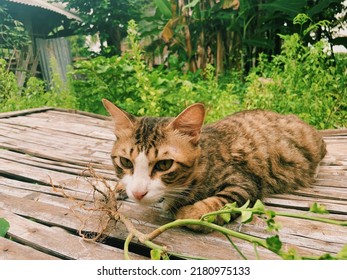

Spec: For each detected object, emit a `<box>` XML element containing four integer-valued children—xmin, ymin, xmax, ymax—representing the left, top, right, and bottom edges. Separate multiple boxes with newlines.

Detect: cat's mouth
<box><xmin>128</xmin><ymin>190</ymin><xmax>165</xmax><ymax>206</ymax></box>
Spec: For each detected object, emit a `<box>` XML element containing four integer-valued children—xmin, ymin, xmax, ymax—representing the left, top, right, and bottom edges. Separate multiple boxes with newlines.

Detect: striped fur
<box><xmin>103</xmin><ymin>99</ymin><xmax>327</xmax><ymax>232</ymax></box>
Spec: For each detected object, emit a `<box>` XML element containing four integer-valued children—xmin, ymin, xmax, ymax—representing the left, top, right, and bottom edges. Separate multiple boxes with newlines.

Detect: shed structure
<box><xmin>0</xmin><ymin>0</ymin><xmax>80</xmax><ymax>86</ymax></box>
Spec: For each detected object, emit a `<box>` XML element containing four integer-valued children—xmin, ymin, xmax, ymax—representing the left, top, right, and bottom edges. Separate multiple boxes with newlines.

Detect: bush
<box><xmin>70</xmin><ymin>20</ymin><xmax>243</xmax><ymax>122</ymax></box>
<box><xmin>0</xmin><ymin>58</ymin><xmax>76</xmax><ymax>112</ymax></box>
<box><xmin>0</xmin><ymin>59</ymin><xmax>19</xmax><ymax>104</ymax></box>
<box><xmin>244</xmin><ymin>33</ymin><xmax>347</xmax><ymax>129</ymax></box>
<box><xmin>2</xmin><ymin>18</ymin><xmax>346</xmax><ymax>129</ymax></box>
<box><xmin>70</xmin><ymin>20</ymin><xmax>346</xmax><ymax>129</ymax></box>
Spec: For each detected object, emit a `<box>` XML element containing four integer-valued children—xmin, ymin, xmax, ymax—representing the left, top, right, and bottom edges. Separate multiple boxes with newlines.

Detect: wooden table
<box><xmin>0</xmin><ymin>108</ymin><xmax>346</xmax><ymax>260</ymax></box>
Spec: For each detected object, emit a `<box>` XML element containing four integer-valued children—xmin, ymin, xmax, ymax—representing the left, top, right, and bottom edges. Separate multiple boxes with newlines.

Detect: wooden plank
<box><xmin>0</xmin><ymin>209</ymin><xmax>146</xmax><ymax>260</ymax></box>
<box><xmin>0</xmin><ymin>135</ymin><xmax>112</xmax><ymax>167</ymax></box>
<box><xmin>313</xmin><ymin>178</ymin><xmax>347</xmax><ymax>188</ymax></box>
<box><xmin>0</xmin><ymin>119</ymin><xmax>113</xmax><ymax>146</ymax></box>
<box><xmin>320</xmin><ymin>129</ymin><xmax>347</xmax><ymax>136</ymax></box>
<box><xmin>0</xmin><ymin>115</ymin><xmax>113</xmax><ymax>140</ymax></box>
<box><xmin>0</xmin><ymin>109</ymin><xmax>346</xmax><ymax>260</ymax></box>
<box><xmin>33</xmin><ymin>110</ymin><xmax>110</xmax><ymax>126</ymax></box>
<box><xmin>226</xmin><ymin>219</ymin><xmax>346</xmax><ymax>256</ymax></box>
<box><xmin>0</xmin><ymin>192</ymin><xmax>281</xmax><ymax>259</ymax></box>
<box><xmin>0</xmin><ymin>107</ymin><xmax>54</xmax><ymax>119</ymax></box>
<box><xmin>265</xmin><ymin>196</ymin><xmax>347</xmax><ymax>214</ymax></box>
<box><xmin>1</xmin><ymin>176</ymin><xmax>346</xmax><ymax>258</ymax></box>
<box><xmin>0</xmin><ymin>181</ymin><xmax>93</xmax><ymax>209</ymax></box>
<box><xmin>52</xmin><ymin>107</ymin><xmax>110</xmax><ymax>121</ymax></box>
<box><xmin>0</xmin><ymin>237</ymin><xmax>59</xmax><ymax>260</ymax></box>
<box><xmin>0</xmin><ymin>157</ymin><xmax>92</xmax><ymax>193</ymax></box>
<box><xmin>0</xmin><ymin>149</ymin><xmax>114</xmax><ymax>179</ymax></box>
<box><xmin>292</xmin><ymin>186</ymin><xmax>347</xmax><ymax>200</ymax></box>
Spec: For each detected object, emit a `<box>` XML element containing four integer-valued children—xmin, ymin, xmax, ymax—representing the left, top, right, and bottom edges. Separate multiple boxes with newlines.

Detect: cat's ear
<box><xmin>102</xmin><ymin>99</ymin><xmax>135</xmax><ymax>137</ymax></box>
<box><xmin>167</xmin><ymin>103</ymin><xmax>205</xmax><ymax>144</ymax></box>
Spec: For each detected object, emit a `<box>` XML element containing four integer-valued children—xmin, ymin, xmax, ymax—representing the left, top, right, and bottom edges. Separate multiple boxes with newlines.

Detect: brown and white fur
<box><xmin>102</xmin><ymin>99</ymin><xmax>326</xmax><ymax>231</ymax></box>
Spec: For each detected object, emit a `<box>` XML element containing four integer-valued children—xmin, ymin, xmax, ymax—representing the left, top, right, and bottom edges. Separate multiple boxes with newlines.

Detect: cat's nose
<box><xmin>132</xmin><ymin>191</ymin><xmax>148</xmax><ymax>201</ymax></box>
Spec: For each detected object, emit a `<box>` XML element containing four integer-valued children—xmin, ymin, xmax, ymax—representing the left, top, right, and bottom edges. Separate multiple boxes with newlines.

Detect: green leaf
<box><xmin>220</xmin><ymin>212</ymin><xmax>231</xmax><ymax>223</ymax></box>
<box><xmin>252</xmin><ymin>200</ymin><xmax>265</xmax><ymax>212</ymax></box>
<box><xmin>282</xmin><ymin>248</ymin><xmax>302</xmax><ymax>260</ymax></box>
<box><xmin>0</xmin><ymin>218</ymin><xmax>10</xmax><ymax>237</ymax></box>
<box><xmin>266</xmin><ymin>235</ymin><xmax>282</xmax><ymax>253</ymax></box>
<box><xmin>203</xmin><ymin>214</ymin><xmax>216</xmax><ymax>223</ymax></box>
<box><xmin>307</xmin><ymin>0</ymin><xmax>342</xmax><ymax>17</ymax></box>
<box><xmin>336</xmin><ymin>244</ymin><xmax>347</xmax><ymax>260</ymax></box>
<box><xmin>318</xmin><ymin>254</ymin><xmax>336</xmax><ymax>260</ymax></box>
<box><xmin>150</xmin><ymin>249</ymin><xmax>162</xmax><ymax>260</ymax></box>
<box><xmin>266</xmin><ymin>210</ymin><xmax>276</xmax><ymax>219</ymax></box>
<box><xmin>153</xmin><ymin>0</ymin><xmax>172</xmax><ymax>18</ymax></box>
<box><xmin>224</xmin><ymin>202</ymin><xmax>238</xmax><ymax>210</ymax></box>
<box><xmin>309</xmin><ymin>202</ymin><xmax>329</xmax><ymax>214</ymax></box>
<box><xmin>241</xmin><ymin>211</ymin><xmax>253</xmax><ymax>224</ymax></box>
<box><xmin>184</xmin><ymin>0</ymin><xmax>200</xmax><ymax>10</ymax></box>
<box><xmin>266</xmin><ymin>218</ymin><xmax>281</xmax><ymax>232</ymax></box>
<box><xmin>239</xmin><ymin>200</ymin><xmax>250</xmax><ymax>210</ymax></box>
<box><xmin>262</xmin><ymin>0</ymin><xmax>306</xmax><ymax>18</ymax></box>
<box><xmin>243</xmin><ymin>39</ymin><xmax>275</xmax><ymax>49</ymax></box>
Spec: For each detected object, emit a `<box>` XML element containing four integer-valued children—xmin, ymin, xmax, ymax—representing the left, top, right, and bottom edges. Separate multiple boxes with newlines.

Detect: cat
<box><xmin>102</xmin><ymin>98</ymin><xmax>327</xmax><ymax>231</ymax></box>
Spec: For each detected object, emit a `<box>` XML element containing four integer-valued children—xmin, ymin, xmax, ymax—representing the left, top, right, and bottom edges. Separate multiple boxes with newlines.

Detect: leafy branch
<box><xmin>119</xmin><ymin>200</ymin><xmax>347</xmax><ymax>260</ymax></box>
<box><xmin>57</xmin><ymin>166</ymin><xmax>347</xmax><ymax>260</ymax></box>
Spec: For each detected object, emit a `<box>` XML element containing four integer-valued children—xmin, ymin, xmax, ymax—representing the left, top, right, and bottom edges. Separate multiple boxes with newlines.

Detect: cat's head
<box><xmin>103</xmin><ymin>99</ymin><xmax>205</xmax><ymax>206</ymax></box>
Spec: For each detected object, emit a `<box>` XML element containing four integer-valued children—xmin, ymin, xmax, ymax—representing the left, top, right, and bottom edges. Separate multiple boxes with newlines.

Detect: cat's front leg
<box><xmin>175</xmin><ymin>196</ymin><xmax>232</xmax><ymax>233</ymax></box>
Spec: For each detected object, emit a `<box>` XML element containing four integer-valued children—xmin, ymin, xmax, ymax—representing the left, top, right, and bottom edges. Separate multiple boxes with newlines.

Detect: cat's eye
<box><xmin>154</xmin><ymin>159</ymin><xmax>174</xmax><ymax>172</ymax></box>
<box><xmin>119</xmin><ymin>157</ymin><xmax>133</xmax><ymax>169</ymax></box>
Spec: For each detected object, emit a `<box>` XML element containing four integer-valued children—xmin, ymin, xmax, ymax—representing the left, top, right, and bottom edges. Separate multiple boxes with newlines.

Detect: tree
<box><xmin>141</xmin><ymin>0</ymin><xmax>346</xmax><ymax>73</ymax></box>
<box><xmin>56</xmin><ymin>0</ymin><xmax>151</xmax><ymax>56</ymax></box>
<box><xmin>0</xmin><ymin>3</ymin><xmax>30</xmax><ymax>51</ymax></box>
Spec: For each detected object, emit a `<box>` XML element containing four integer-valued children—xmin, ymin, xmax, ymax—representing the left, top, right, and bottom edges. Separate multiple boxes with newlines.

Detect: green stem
<box><xmin>276</xmin><ymin>211</ymin><xmax>347</xmax><ymax>226</ymax></box>
<box><xmin>253</xmin><ymin>242</ymin><xmax>260</xmax><ymax>260</ymax></box>
<box><xmin>225</xmin><ymin>234</ymin><xmax>248</xmax><ymax>260</ymax></box>
<box><xmin>124</xmin><ymin>233</ymin><xmax>134</xmax><ymax>260</ymax></box>
<box><xmin>202</xmin><ymin>208</ymin><xmax>347</xmax><ymax>227</ymax></box>
<box><xmin>119</xmin><ymin>204</ymin><xmax>346</xmax><ymax>260</ymax></box>
<box><xmin>147</xmin><ymin>219</ymin><xmax>269</xmax><ymax>250</ymax></box>
<box><xmin>118</xmin><ymin>213</ymin><xmax>207</xmax><ymax>259</ymax></box>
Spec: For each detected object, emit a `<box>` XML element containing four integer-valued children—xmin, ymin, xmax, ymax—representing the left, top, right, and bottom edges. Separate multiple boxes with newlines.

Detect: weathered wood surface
<box><xmin>0</xmin><ymin>108</ymin><xmax>346</xmax><ymax>260</ymax></box>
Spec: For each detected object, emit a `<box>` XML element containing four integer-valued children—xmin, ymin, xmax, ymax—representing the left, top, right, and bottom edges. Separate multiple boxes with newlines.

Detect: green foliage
<box><xmin>126</xmin><ymin>199</ymin><xmax>347</xmax><ymax>260</ymax></box>
<box><xmin>0</xmin><ymin>58</ymin><xmax>76</xmax><ymax>112</ymax></box>
<box><xmin>266</xmin><ymin>235</ymin><xmax>282</xmax><ymax>253</ymax></box>
<box><xmin>244</xmin><ymin>15</ymin><xmax>347</xmax><ymax>129</ymax></box>
<box><xmin>1</xmin><ymin>16</ymin><xmax>346</xmax><ymax>130</ymax></box>
<box><xmin>69</xmin><ymin>17</ymin><xmax>346</xmax><ymax>129</ymax></box>
<box><xmin>310</xmin><ymin>202</ymin><xmax>330</xmax><ymax>214</ymax></box>
<box><xmin>143</xmin><ymin>0</ymin><xmax>346</xmax><ymax>72</ymax></box>
<box><xmin>337</xmin><ymin>244</ymin><xmax>347</xmax><ymax>260</ymax></box>
<box><xmin>0</xmin><ymin>218</ymin><xmax>10</xmax><ymax>237</ymax></box>
<box><xmin>70</xmin><ymin>20</ymin><xmax>242</xmax><ymax>122</ymax></box>
<box><xmin>0</xmin><ymin>4</ymin><xmax>31</xmax><ymax>49</ymax></box>
<box><xmin>150</xmin><ymin>248</ymin><xmax>170</xmax><ymax>260</ymax></box>
<box><xmin>0</xmin><ymin>59</ymin><xmax>18</xmax><ymax>104</ymax></box>
<box><xmin>55</xmin><ymin>0</ymin><xmax>150</xmax><ymax>56</ymax></box>
<box><xmin>198</xmin><ymin>199</ymin><xmax>347</xmax><ymax>260</ymax></box>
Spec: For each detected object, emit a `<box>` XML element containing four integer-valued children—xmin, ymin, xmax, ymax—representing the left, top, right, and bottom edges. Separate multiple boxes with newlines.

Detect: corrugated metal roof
<box><xmin>5</xmin><ymin>0</ymin><xmax>81</xmax><ymax>21</ymax></box>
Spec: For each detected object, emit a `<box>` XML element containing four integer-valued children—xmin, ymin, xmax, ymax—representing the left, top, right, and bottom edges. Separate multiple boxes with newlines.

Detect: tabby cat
<box><xmin>102</xmin><ymin>99</ymin><xmax>326</xmax><ymax>231</ymax></box>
